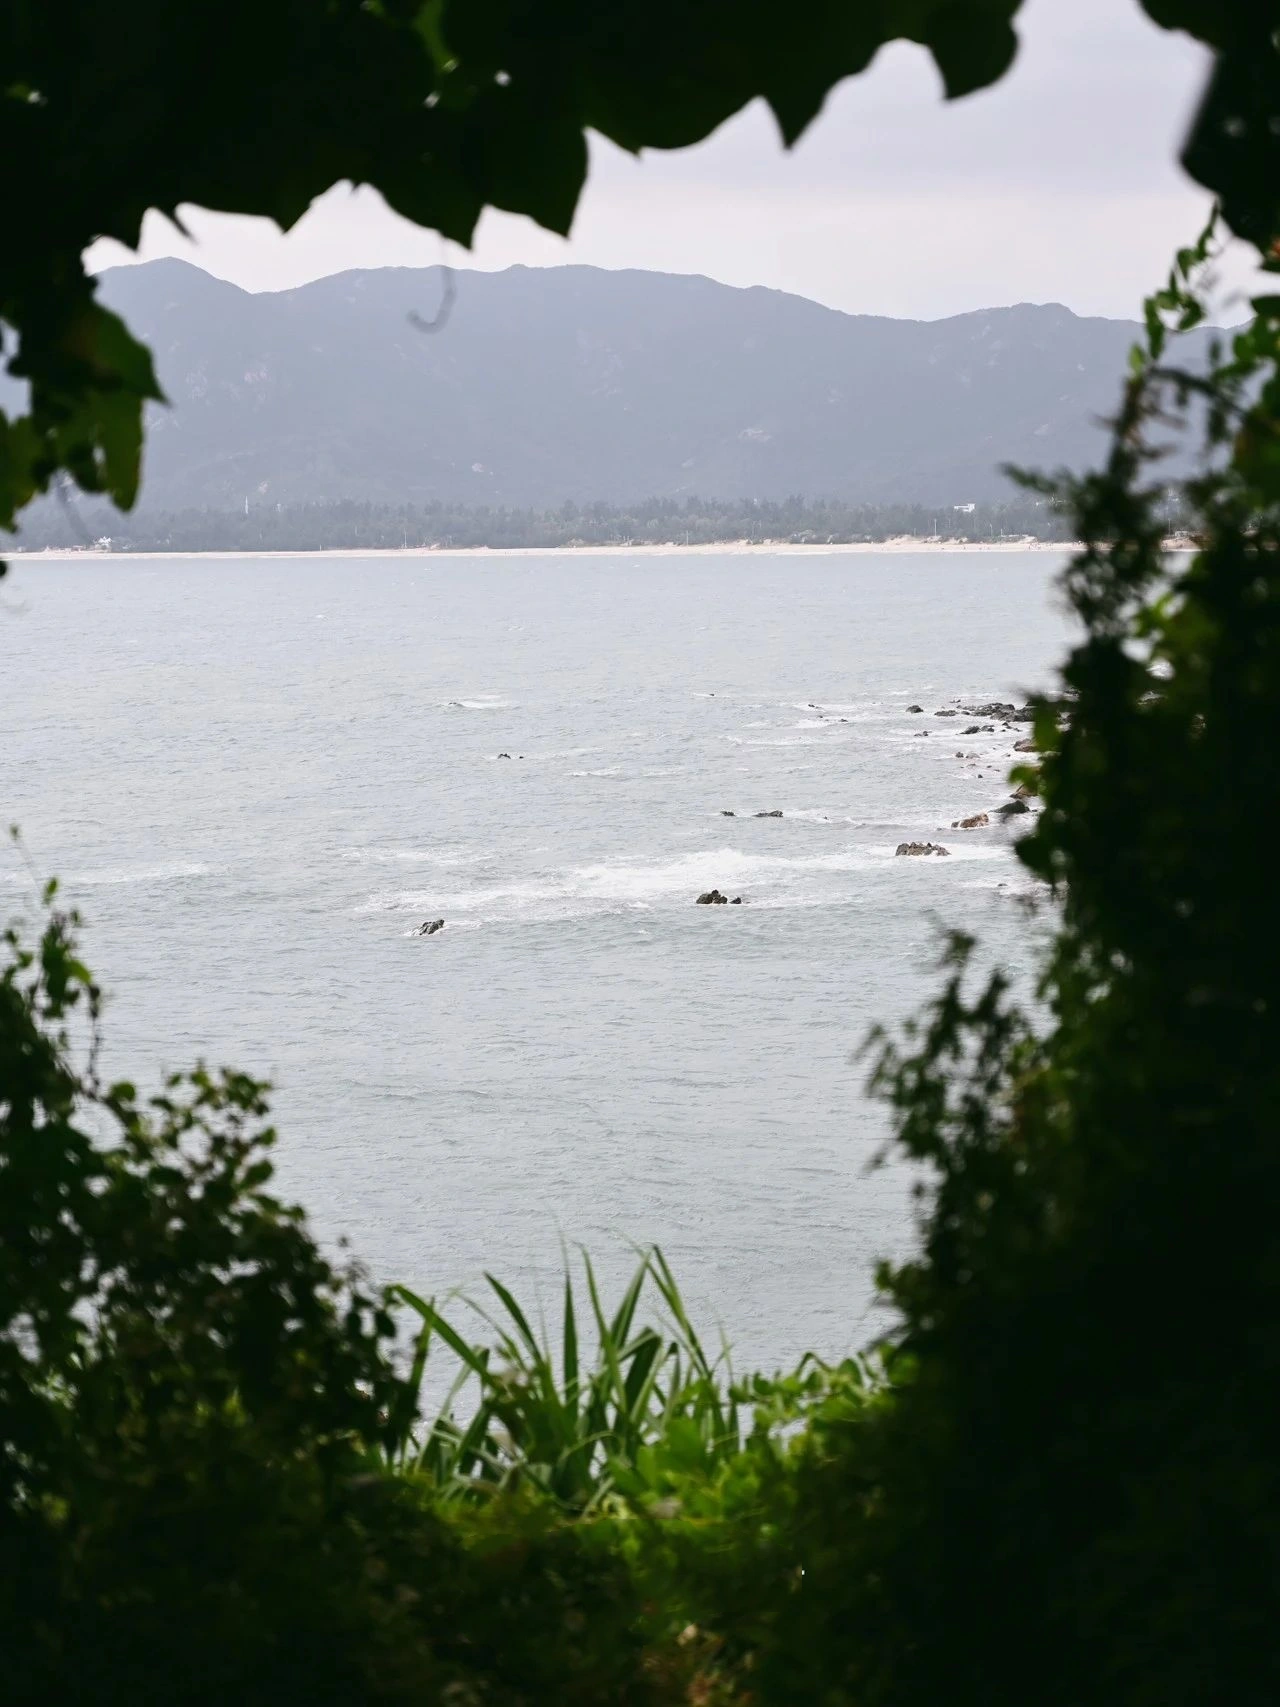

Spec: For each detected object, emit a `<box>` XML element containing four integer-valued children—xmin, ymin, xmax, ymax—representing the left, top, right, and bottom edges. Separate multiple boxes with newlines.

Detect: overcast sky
<box><xmin>88</xmin><ymin>0</ymin><xmax>1252</xmax><ymax>322</ymax></box>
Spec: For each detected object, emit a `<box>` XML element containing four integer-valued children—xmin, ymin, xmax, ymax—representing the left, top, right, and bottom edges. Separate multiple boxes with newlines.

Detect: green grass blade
<box><xmin>484</xmin><ymin>1270</ymin><xmax>544</xmax><ymax>1365</ymax></box>
<box><xmin>392</xmin><ymin>1284</ymin><xmax>492</xmax><ymax>1378</ymax></box>
<box><xmin>562</xmin><ymin>1267</ymin><xmax>579</xmax><ymax>1409</ymax></box>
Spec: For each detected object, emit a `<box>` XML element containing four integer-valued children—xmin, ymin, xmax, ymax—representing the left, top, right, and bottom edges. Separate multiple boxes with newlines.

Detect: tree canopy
<box><xmin>0</xmin><ymin>0</ymin><xmax>1277</xmax><ymax>556</ymax></box>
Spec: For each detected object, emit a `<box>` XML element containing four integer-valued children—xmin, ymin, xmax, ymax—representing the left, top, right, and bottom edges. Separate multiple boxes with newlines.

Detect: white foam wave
<box><xmin>344</xmin><ymin>846</ymin><xmax>493</xmax><ymax>869</ymax></box>
<box><xmin>440</xmin><ymin>696</ymin><xmax>511</xmax><ymax>711</ymax></box>
<box><xmin>358</xmin><ymin>834</ymin><xmax>1016</xmax><ymax>928</ymax></box>
<box><xmin>743</xmin><ymin>734</ymin><xmax>854</xmax><ymax>748</ymax></box>
<box><xmin>67</xmin><ymin>861</ymin><xmax>215</xmax><ymax>887</ymax></box>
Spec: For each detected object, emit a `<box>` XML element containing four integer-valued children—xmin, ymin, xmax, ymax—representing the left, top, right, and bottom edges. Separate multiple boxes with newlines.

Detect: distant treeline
<box><xmin>14</xmin><ymin>493</ymin><xmax>1082</xmax><ymax>552</ymax></box>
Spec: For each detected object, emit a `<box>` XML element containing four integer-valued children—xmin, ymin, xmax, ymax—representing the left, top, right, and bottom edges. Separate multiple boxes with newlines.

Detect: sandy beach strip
<box><xmin>7</xmin><ymin>537</ymin><xmax>1096</xmax><ymax>563</ymax></box>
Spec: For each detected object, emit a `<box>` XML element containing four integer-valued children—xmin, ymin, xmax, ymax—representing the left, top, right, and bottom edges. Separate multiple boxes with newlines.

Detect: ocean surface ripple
<box><xmin>2</xmin><ymin>550</ymin><xmax>1070</xmax><ymax>1368</ymax></box>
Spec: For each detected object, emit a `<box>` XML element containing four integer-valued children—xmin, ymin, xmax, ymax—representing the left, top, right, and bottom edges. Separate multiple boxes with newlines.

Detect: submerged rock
<box><xmin>696</xmin><ymin>889</ymin><xmax>730</xmax><ymax>905</ymax></box>
<box><xmin>417</xmin><ymin>918</ymin><xmax>445</xmax><ymax>936</ymax></box>
<box><xmin>906</xmin><ymin>704</ymin><xmax>924</xmax><ymax>714</ymax></box>
<box><xmin>934</xmin><ymin>708</ymin><xmax>959</xmax><ymax>718</ymax></box>
<box><xmin>754</xmin><ymin>809</ymin><xmax>783</xmax><ymax>818</ymax></box>
<box><xmin>497</xmin><ymin>751</ymin><xmax>512</xmax><ymax>759</ymax></box>
<box><xmin>721</xmin><ymin>809</ymin><xmax>736</xmax><ymax>817</ymax></box>
<box><xmin>730</xmin><ymin>896</ymin><xmax>744</xmax><ymax>904</ymax></box>
<box><xmin>951</xmin><ymin>813</ymin><xmax>989</xmax><ymax>829</ymax></box>
<box><xmin>896</xmin><ymin>841</ymin><xmax>950</xmax><ymax>856</ymax></box>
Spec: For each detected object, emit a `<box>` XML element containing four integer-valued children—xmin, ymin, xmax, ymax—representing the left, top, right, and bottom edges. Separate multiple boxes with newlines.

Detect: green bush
<box><xmin>748</xmin><ymin>225</ymin><xmax>1280</xmax><ymax>1707</ymax></box>
<box><xmin>0</xmin><ymin>893</ymin><xmax>691</xmax><ymax>1704</ymax></box>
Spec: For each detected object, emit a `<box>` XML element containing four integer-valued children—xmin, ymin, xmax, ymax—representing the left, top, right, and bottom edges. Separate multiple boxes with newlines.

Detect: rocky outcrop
<box><xmin>696</xmin><ymin>890</ymin><xmax>743</xmax><ymax>904</ymax></box>
<box><xmin>1012</xmin><ymin>782</ymin><xmax>1035</xmax><ymax>800</ymax></box>
<box><xmin>958</xmin><ymin>700</ymin><xmax>1037</xmax><ymax>723</ymax></box>
<box><xmin>906</xmin><ymin>704</ymin><xmax>924</xmax><ymax>714</ymax></box>
<box><xmin>754</xmin><ymin>809</ymin><xmax>783</xmax><ymax>818</ymax></box>
<box><xmin>1014</xmin><ymin>737</ymin><xmax>1037</xmax><ymax>752</ymax></box>
<box><xmin>896</xmin><ymin>841</ymin><xmax>950</xmax><ymax>856</ymax></box>
<box><xmin>951</xmin><ymin>812</ymin><xmax>989</xmax><ymax>829</ymax></box>
<box><xmin>721</xmin><ymin>809</ymin><xmax>736</xmax><ymax>817</ymax></box>
<box><xmin>997</xmin><ymin>798</ymin><xmax>1030</xmax><ymax>817</ymax></box>
<box><xmin>934</xmin><ymin>708</ymin><xmax>959</xmax><ymax>718</ymax></box>
<box><xmin>417</xmin><ymin>918</ymin><xmax>445</xmax><ymax>936</ymax></box>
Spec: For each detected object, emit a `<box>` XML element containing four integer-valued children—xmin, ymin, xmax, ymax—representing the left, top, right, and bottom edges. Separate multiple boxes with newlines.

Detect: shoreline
<box><xmin>7</xmin><ymin>537</ymin><xmax>1093</xmax><ymax>563</ymax></box>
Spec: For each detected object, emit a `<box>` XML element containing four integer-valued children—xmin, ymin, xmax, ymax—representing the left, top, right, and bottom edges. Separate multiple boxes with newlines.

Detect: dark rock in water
<box><xmin>1014</xmin><ymin>736</ymin><xmax>1037</xmax><ymax>752</ymax></box>
<box><xmin>730</xmin><ymin>896</ymin><xmax>743</xmax><ymax>904</ymax></box>
<box><xmin>754</xmin><ymin>809</ymin><xmax>783</xmax><ymax>818</ymax></box>
<box><xmin>417</xmin><ymin>918</ymin><xmax>445</xmax><ymax>936</ymax></box>
<box><xmin>997</xmin><ymin>798</ymin><xmax>1030</xmax><ymax>817</ymax></box>
<box><xmin>1011</xmin><ymin>706</ymin><xmax>1036</xmax><ymax>722</ymax></box>
<box><xmin>896</xmin><ymin>841</ymin><xmax>950</xmax><ymax>856</ymax></box>
<box><xmin>934</xmin><ymin>708</ymin><xmax>959</xmax><ymax>718</ymax></box>
<box><xmin>497</xmin><ymin>752</ymin><xmax>512</xmax><ymax>759</ymax></box>
<box><xmin>1012</xmin><ymin>781</ymin><xmax>1035</xmax><ymax>800</ymax></box>
<box><xmin>721</xmin><ymin>809</ymin><xmax>736</xmax><ymax>817</ymax></box>
<box><xmin>914</xmin><ymin>731</ymin><xmax>929</xmax><ymax>738</ymax></box>
<box><xmin>963</xmin><ymin>701</ymin><xmax>1016</xmax><ymax>719</ymax></box>
<box><xmin>696</xmin><ymin>889</ymin><xmax>730</xmax><ymax>905</ymax></box>
<box><xmin>952</xmin><ymin>812</ymin><xmax>990</xmax><ymax>829</ymax></box>
<box><xmin>906</xmin><ymin>704</ymin><xmax>924</xmax><ymax>714</ymax></box>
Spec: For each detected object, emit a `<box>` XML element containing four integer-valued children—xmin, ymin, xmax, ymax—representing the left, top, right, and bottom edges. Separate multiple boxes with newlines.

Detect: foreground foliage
<box><xmin>5</xmin><ymin>0</ymin><xmax>1280</xmax><ymax>1694</ymax></box>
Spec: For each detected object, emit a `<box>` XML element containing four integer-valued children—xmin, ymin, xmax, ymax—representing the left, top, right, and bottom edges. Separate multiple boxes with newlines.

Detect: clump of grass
<box><xmin>385</xmin><ymin>1247</ymin><xmax>744</xmax><ymax>1511</ymax></box>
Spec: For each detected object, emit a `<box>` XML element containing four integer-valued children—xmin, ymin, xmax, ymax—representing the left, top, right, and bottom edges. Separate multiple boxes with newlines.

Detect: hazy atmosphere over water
<box><xmin>4</xmin><ymin>549</ymin><xmax>1070</xmax><ymax>1367</ymax></box>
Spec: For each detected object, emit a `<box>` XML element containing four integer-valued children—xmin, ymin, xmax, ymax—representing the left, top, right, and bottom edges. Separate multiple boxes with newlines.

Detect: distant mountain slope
<box><xmin>13</xmin><ymin>260</ymin><xmax>1209</xmax><ymax>511</ymax></box>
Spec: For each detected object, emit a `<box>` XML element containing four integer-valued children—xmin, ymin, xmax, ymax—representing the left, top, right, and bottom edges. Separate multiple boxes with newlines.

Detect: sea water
<box><xmin>2</xmin><ymin>549</ymin><xmax>1072</xmax><ymax>1369</ymax></box>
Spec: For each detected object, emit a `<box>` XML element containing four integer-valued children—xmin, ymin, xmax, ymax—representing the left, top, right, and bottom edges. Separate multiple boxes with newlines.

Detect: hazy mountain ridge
<box><xmin>10</xmin><ymin>259</ymin><xmax>1208</xmax><ymax>513</ymax></box>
